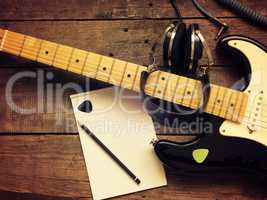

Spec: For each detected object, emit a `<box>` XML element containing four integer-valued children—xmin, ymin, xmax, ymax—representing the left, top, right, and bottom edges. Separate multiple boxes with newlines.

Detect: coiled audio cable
<box><xmin>215</xmin><ymin>0</ymin><xmax>267</xmax><ymax>29</ymax></box>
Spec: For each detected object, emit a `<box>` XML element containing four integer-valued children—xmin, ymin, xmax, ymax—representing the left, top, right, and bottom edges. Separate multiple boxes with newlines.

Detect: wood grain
<box><xmin>0</xmin><ymin>135</ymin><xmax>267</xmax><ymax>199</ymax></box>
<box><xmin>0</xmin><ymin>0</ymin><xmax>266</xmax><ymax>199</ymax></box>
<box><xmin>0</xmin><ymin>0</ymin><xmax>266</xmax><ymax>20</ymax></box>
<box><xmin>0</xmin><ymin>19</ymin><xmax>266</xmax><ymax>67</ymax></box>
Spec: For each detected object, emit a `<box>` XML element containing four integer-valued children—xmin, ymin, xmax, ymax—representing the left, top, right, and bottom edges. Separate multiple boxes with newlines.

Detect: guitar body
<box><xmin>154</xmin><ymin>35</ymin><xmax>267</xmax><ymax>172</ymax></box>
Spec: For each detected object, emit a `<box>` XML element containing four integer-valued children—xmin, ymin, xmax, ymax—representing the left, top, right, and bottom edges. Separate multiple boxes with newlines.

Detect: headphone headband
<box><xmin>195</xmin><ymin>30</ymin><xmax>214</xmax><ymax>67</ymax></box>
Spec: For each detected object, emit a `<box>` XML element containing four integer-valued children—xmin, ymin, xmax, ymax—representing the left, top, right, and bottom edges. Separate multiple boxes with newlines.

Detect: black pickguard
<box><xmin>154</xmin><ymin>35</ymin><xmax>267</xmax><ymax>173</ymax></box>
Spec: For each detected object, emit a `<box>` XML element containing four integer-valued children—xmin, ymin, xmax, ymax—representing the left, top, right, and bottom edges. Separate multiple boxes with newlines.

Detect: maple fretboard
<box><xmin>0</xmin><ymin>29</ymin><xmax>248</xmax><ymax>123</ymax></box>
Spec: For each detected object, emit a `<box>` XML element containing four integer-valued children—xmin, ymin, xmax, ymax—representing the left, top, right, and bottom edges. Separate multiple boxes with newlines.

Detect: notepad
<box><xmin>70</xmin><ymin>87</ymin><xmax>167</xmax><ymax>200</ymax></box>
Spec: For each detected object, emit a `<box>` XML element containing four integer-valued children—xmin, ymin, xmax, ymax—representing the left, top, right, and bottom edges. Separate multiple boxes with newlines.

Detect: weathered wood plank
<box><xmin>0</xmin><ymin>0</ymin><xmax>266</xmax><ymax>20</ymax></box>
<box><xmin>0</xmin><ymin>135</ymin><xmax>267</xmax><ymax>199</ymax></box>
<box><xmin>0</xmin><ymin>66</ymin><xmax>241</xmax><ymax>133</ymax></box>
<box><xmin>0</xmin><ymin>19</ymin><xmax>266</xmax><ymax>67</ymax></box>
<box><xmin>0</xmin><ymin>190</ymin><xmax>73</xmax><ymax>200</ymax></box>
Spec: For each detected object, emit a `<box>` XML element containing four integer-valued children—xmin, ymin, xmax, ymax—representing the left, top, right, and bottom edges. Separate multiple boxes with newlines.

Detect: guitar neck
<box><xmin>0</xmin><ymin>29</ymin><xmax>248</xmax><ymax>123</ymax></box>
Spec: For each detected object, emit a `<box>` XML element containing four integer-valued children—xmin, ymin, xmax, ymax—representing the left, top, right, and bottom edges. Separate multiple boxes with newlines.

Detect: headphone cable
<box><xmin>169</xmin><ymin>0</ymin><xmax>182</xmax><ymax>21</ymax></box>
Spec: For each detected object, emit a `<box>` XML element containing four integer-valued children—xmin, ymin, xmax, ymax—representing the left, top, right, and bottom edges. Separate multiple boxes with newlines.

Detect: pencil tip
<box><xmin>135</xmin><ymin>178</ymin><xmax>141</xmax><ymax>185</ymax></box>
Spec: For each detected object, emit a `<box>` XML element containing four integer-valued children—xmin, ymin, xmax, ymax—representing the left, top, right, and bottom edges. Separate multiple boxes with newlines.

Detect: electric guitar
<box><xmin>0</xmin><ymin>29</ymin><xmax>267</xmax><ymax>171</ymax></box>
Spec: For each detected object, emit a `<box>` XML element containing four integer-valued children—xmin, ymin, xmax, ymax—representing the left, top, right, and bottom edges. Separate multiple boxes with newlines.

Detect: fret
<box><xmin>133</xmin><ymin>66</ymin><xmax>146</xmax><ymax>92</ymax></box>
<box><xmin>162</xmin><ymin>72</ymin><xmax>172</xmax><ymax>100</ymax></box>
<box><xmin>3</xmin><ymin>31</ymin><xmax>25</xmax><ymax>55</ymax></box>
<box><xmin>238</xmin><ymin>93</ymin><xmax>248</xmax><ymax>122</ymax></box>
<box><xmin>96</xmin><ymin>56</ymin><xmax>114</xmax><ymax>82</ymax></box>
<box><xmin>171</xmin><ymin>76</ymin><xmax>180</xmax><ymax>103</ymax></box>
<box><xmin>211</xmin><ymin>86</ymin><xmax>221</xmax><ymax>115</ymax></box>
<box><xmin>181</xmin><ymin>79</ymin><xmax>190</xmax><ymax>106</ymax></box>
<box><xmin>182</xmin><ymin>78</ymin><xmax>195</xmax><ymax>107</ymax></box>
<box><xmin>107</xmin><ymin>59</ymin><xmax>115</xmax><ymax>83</ymax></box>
<box><xmin>163</xmin><ymin>74</ymin><xmax>178</xmax><ymax>103</ymax></box>
<box><xmin>52</xmin><ymin>44</ymin><xmax>60</xmax><ymax>65</ymax></box>
<box><xmin>142</xmin><ymin>70</ymin><xmax>159</xmax><ymax>95</ymax></box>
<box><xmin>131</xmin><ymin>64</ymin><xmax>139</xmax><ymax>91</ymax></box>
<box><xmin>162</xmin><ymin>73</ymin><xmax>177</xmax><ymax>102</ymax></box>
<box><xmin>19</xmin><ymin>35</ymin><xmax>26</xmax><ymax>55</ymax></box>
<box><xmin>154</xmin><ymin>71</ymin><xmax>171</xmax><ymax>100</ymax></box>
<box><xmin>219</xmin><ymin>88</ymin><xmax>232</xmax><ymax>118</ymax></box>
<box><xmin>152</xmin><ymin>71</ymin><xmax>161</xmax><ymax>97</ymax></box>
<box><xmin>83</xmin><ymin>53</ymin><xmax>102</xmax><ymax>79</ymax></box>
<box><xmin>119</xmin><ymin>61</ymin><xmax>128</xmax><ymax>87</ymax></box>
<box><xmin>225</xmin><ymin>90</ymin><xmax>237</xmax><ymax>120</ymax></box>
<box><xmin>121</xmin><ymin>62</ymin><xmax>139</xmax><ymax>90</ymax></box>
<box><xmin>109</xmin><ymin>59</ymin><xmax>122</xmax><ymax>86</ymax></box>
<box><xmin>53</xmin><ymin>45</ymin><xmax>73</xmax><ymax>70</ymax></box>
<box><xmin>81</xmin><ymin>52</ymin><xmax>90</xmax><ymax>74</ymax></box>
<box><xmin>213</xmin><ymin>87</ymin><xmax>226</xmax><ymax>116</ymax></box>
<box><xmin>66</xmin><ymin>48</ymin><xmax>75</xmax><ymax>70</ymax></box>
<box><xmin>36</xmin><ymin>40</ymin><xmax>43</xmax><ymax>61</ymax></box>
<box><xmin>37</xmin><ymin>40</ymin><xmax>58</xmax><ymax>66</ymax></box>
<box><xmin>68</xmin><ymin>49</ymin><xmax>88</xmax><ymax>74</ymax></box>
<box><xmin>190</xmin><ymin>80</ymin><xmax>201</xmax><ymax>109</ymax></box>
<box><xmin>205</xmin><ymin>85</ymin><xmax>219</xmax><ymax>113</ymax></box>
<box><xmin>0</xmin><ymin>29</ymin><xmax>7</xmax><ymax>51</ymax></box>
<box><xmin>232</xmin><ymin>92</ymin><xmax>243</xmax><ymax>122</ymax></box>
<box><xmin>21</xmin><ymin>36</ymin><xmax>42</xmax><ymax>60</ymax></box>
<box><xmin>188</xmin><ymin>80</ymin><xmax>202</xmax><ymax>109</ymax></box>
<box><xmin>173</xmin><ymin>76</ymin><xmax>187</xmax><ymax>105</ymax></box>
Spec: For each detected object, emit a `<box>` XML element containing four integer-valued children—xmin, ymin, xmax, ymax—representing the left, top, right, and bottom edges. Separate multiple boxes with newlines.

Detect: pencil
<box><xmin>78</xmin><ymin>122</ymin><xmax>141</xmax><ymax>185</ymax></box>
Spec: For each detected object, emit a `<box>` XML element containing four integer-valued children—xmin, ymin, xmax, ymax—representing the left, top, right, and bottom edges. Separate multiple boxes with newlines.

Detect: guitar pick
<box><xmin>78</xmin><ymin>100</ymin><xmax>93</xmax><ymax>113</ymax></box>
<box><xmin>192</xmin><ymin>149</ymin><xmax>209</xmax><ymax>164</ymax></box>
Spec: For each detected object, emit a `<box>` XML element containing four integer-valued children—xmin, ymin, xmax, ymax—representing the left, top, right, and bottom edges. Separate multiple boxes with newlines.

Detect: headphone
<box><xmin>140</xmin><ymin>0</ymin><xmax>213</xmax><ymax>122</ymax></box>
<box><xmin>162</xmin><ymin>0</ymin><xmax>214</xmax><ymax>77</ymax></box>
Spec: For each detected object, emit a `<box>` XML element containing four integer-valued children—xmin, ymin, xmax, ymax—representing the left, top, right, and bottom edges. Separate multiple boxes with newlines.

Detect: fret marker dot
<box><xmin>76</xmin><ymin>59</ymin><xmax>79</xmax><ymax>63</ymax></box>
<box><xmin>217</xmin><ymin>100</ymin><xmax>221</xmax><ymax>103</ymax></box>
<box><xmin>45</xmin><ymin>51</ymin><xmax>49</xmax><ymax>55</ymax></box>
<box><xmin>231</xmin><ymin>103</ymin><xmax>234</xmax><ymax>107</ymax></box>
<box><xmin>161</xmin><ymin>77</ymin><xmax>165</xmax><ymax>81</ymax></box>
<box><xmin>103</xmin><ymin>67</ymin><xmax>107</xmax><ymax>71</ymax></box>
<box><xmin>127</xmin><ymin>74</ymin><xmax>131</xmax><ymax>78</ymax></box>
<box><xmin>158</xmin><ymin>90</ymin><xmax>161</xmax><ymax>94</ymax></box>
<box><xmin>187</xmin><ymin>91</ymin><xmax>191</xmax><ymax>95</ymax></box>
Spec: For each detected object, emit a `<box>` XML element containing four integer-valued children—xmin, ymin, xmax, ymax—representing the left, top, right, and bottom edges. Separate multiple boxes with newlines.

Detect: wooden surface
<box><xmin>0</xmin><ymin>0</ymin><xmax>267</xmax><ymax>199</ymax></box>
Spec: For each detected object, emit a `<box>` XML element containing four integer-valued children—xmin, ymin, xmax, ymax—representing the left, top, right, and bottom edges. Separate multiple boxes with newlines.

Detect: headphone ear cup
<box><xmin>162</xmin><ymin>22</ymin><xmax>187</xmax><ymax>74</ymax></box>
<box><xmin>185</xmin><ymin>24</ymin><xmax>203</xmax><ymax>75</ymax></box>
<box><xmin>163</xmin><ymin>24</ymin><xmax>174</xmax><ymax>68</ymax></box>
<box><xmin>169</xmin><ymin>23</ymin><xmax>187</xmax><ymax>74</ymax></box>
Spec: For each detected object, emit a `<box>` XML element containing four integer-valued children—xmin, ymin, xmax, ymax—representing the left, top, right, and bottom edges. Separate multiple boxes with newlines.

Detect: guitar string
<box><xmin>4</xmin><ymin>37</ymin><xmax>267</xmax><ymax>114</ymax></box>
<box><xmin>4</xmin><ymin>37</ymin><xmax>267</xmax><ymax>119</ymax></box>
<box><xmin>4</xmin><ymin>36</ymin><xmax>267</xmax><ymax>129</ymax></box>
<box><xmin>3</xmin><ymin>49</ymin><xmax>267</xmax><ymax>130</ymax></box>
<box><xmin>5</xmin><ymin>37</ymin><xmax>267</xmax><ymax>110</ymax></box>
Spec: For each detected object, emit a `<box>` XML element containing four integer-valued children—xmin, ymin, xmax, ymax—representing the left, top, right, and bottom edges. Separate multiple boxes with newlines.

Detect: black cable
<box><xmin>215</xmin><ymin>0</ymin><xmax>267</xmax><ymax>29</ymax></box>
<box><xmin>169</xmin><ymin>0</ymin><xmax>182</xmax><ymax>20</ymax></box>
<box><xmin>192</xmin><ymin>0</ymin><xmax>223</xmax><ymax>27</ymax></box>
<box><xmin>191</xmin><ymin>0</ymin><xmax>228</xmax><ymax>39</ymax></box>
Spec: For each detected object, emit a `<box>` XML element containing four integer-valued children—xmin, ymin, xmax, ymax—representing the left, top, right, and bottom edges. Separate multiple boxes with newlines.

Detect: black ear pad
<box><xmin>184</xmin><ymin>24</ymin><xmax>203</xmax><ymax>75</ymax></box>
<box><xmin>163</xmin><ymin>22</ymin><xmax>187</xmax><ymax>74</ymax></box>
